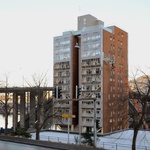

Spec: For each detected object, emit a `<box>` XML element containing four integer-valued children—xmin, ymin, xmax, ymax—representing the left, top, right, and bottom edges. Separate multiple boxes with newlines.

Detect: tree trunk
<box><xmin>4</xmin><ymin>93</ymin><xmax>8</xmax><ymax>135</ymax></box>
<box><xmin>4</xmin><ymin>113</ymin><xmax>8</xmax><ymax>135</ymax></box>
<box><xmin>132</xmin><ymin>128</ymin><xmax>138</xmax><ymax>150</ymax></box>
<box><xmin>132</xmin><ymin>116</ymin><xmax>144</xmax><ymax>150</ymax></box>
<box><xmin>36</xmin><ymin>126</ymin><xmax>40</xmax><ymax>140</ymax></box>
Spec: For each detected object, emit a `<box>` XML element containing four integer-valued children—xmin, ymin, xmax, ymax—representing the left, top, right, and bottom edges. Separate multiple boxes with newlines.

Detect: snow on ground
<box><xmin>97</xmin><ymin>130</ymin><xmax>150</xmax><ymax>150</ymax></box>
<box><xmin>30</xmin><ymin>129</ymin><xmax>150</xmax><ymax>150</ymax></box>
<box><xmin>31</xmin><ymin>131</ymin><xmax>79</xmax><ymax>144</ymax></box>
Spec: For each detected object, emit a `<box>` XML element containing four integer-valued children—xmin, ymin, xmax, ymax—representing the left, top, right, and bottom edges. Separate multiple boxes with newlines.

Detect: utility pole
<box><xmin>93</xmin><ymin>98</ymin><xmax>97</xmax><ymax>147</ymax></box>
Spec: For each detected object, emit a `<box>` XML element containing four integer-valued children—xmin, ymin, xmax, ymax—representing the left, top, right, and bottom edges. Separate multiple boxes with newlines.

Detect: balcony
<box><xmin>61</xmin><ymin>104</ymin><xmax>71</xmax><ymax>108</ymax></box>
<box><xmin>54</xmin><ymin>80</ymin><xmax>70</xmax><ymax>85</ymax></box>
<box><xmin>81</xmin><ymin>77</ymin><xmax>101</xmax><ymax>84</ymax></box>
<box><xmin>54</xmin><ymin>74</ymin><xmax>70</xmax><ymax>78</ymax></box>
<box><xmin>54</xmin><ymin>102</ymin><xmax>71</xmax><ymax>108</ymax></box>
<box><xmin>81</xmin><ymin>62</ymin><xmax>101</xmax><ymax>68</ymax></box>
<box><xmin>81</xmin><ymin>60</ymin><xmax>100</xmax><ymax>68</ymax></box>
<box><xmin>82</xmin><ymin>121</ymin><xmax>94</xmax><ymax>127</ymax></box>
<box><xmin>96</xmin><ymin>113</ymin><xmax>101</xmax><ymax>118</ymax></box>
<box><xmin>82</xmin><ymin>112</ymin><xmax>94</xmax><ymax>117</ymax></box>
<box><xmin>54</xmin><ymin>62</ymin><xmax>70</xmax><ymax>70</ymax></box>
<box><xmin>81</xmin><ymin>101</ymin><xmax>94</xmax><ymax>108</ymax></box>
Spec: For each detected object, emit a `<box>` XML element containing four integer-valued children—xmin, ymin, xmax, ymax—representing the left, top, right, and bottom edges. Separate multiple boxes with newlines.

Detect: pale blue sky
<box><xmin>0</xmin><ymin>0</ymin><xmax>150</xmax><ymax>86</ymax></box>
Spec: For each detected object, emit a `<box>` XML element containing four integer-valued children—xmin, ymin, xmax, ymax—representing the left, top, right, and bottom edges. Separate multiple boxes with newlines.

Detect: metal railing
<box><xmin>98</xmin><ymin>142</ymin><xmax>150</xmax><ymax>150</ymax></box>
<box><xmin>31</xmin><ymin>133</ymin><xmax>150</xmax><ymax>150</ymax></box>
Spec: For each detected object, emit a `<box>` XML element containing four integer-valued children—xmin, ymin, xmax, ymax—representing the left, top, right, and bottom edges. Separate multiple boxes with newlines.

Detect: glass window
<box><xmin>81</xmin><ymin>31</ymin><xmax>101</xmax><ymax>58</ymax></box>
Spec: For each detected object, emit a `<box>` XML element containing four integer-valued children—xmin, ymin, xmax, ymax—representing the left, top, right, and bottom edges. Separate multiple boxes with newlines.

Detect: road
<box><xmin>0</xmin><ymin>141</ymin><xmax>58</xmax><ymax>150</ymax></box>
<box><xmin>0</xmin><ymin>135</ymin><xmax>101</xmax><ymax>150</ymax></box>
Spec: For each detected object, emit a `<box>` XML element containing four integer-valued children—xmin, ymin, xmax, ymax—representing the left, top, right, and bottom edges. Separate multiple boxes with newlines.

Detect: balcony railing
<box><xmin>82</xmin><ymin>113</ymin><xmax>94</xmax><ymax>117</ymax></box>
<box><xmin>54</xmin><ymin>74</ymin><xmax>70</xmax><ymax>77</ymax></box>
<box><xmin>82</xmin><ymin>121</ymin><xmax>94</xmax><ymax>126</ymax></box>
<box><xmin>81</xmin><ymin>62</ymin><xmax>100</xmax><ymax>68</ymax></box>
<box><xmin>81</xmin><ymin>104</ymin><xmax>94</xmax><ymax>108</ymax></box>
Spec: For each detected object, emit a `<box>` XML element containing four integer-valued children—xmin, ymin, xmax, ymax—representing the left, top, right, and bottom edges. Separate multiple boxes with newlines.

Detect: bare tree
<box><xmin>129</xmin><ymin>71</ymin><xmax>150</xmax><ymax>150</ymax></box>
<box><xmin>0</xmin><ymin>73</ymin><xmax>12</xmax><ymax>135</ymax></box>
<box><xmin>108</xmin><ymin>69</ymin><xmax>150</xmax><ymax>150</ymax></box>
<box><xmin>26</xmin><ymin>73</ymin><xmax>63</xmax><ymax>140</ymax></box>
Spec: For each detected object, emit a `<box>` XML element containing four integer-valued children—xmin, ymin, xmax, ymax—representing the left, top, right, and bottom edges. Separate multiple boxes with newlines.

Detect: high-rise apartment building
<box><xmin>53</xmin><ymin>14</ymin><xmax>128</xmax><ymax>133</ymax></box>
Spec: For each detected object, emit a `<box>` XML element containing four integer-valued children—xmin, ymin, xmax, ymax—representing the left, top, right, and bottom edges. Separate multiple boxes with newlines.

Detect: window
<box><xmin>66</xmin><ymin>71</ymin><xmax>70</xmax><ymax>76</ymax></box>
<box><xmin>111</xmin><ymin>86</ymin><xmax>113</xmax><ymax>92</ymax></box>
<box><xmin>66</xmin><ymin>79</ymin><xmax>70</xmax><ymax>84</ymax></box>
<box><xmin>58</xmin><ymin>71</ymin><xmax>62</xmax><ymax>77</ymax></box>
<box><xmin>86</xmin><ymin>110</ymin><xmax>91</xmax><ymax>114</ymax></box>
<box><xmin>86</xmin><ymin>77</ymin><xmax>92</xmax><ymax>82</ymax></box>
<box><xmin>96</xmin><ymin>68</ymin><xmax>100</xmax><ymax>74</ymax></box>
<box><xmin>97</xmin><ymin>110</ymin><xmax>100</xmax><ymax>114</ymax></box>
<box><xmin>86</xmin><ymin>85</ymin><xmax>92</xmax><ymax>90</ymax></box>
<box><xmin>111</xmin><ymin>112</ymin><xmax>113</xmax><ymax>117</ymax></box>
<box><xmin>96</xmin><ymin>93</ymin><xmax>101</xmax><ymax>98</ymax></box>
<box><xmin>110</xmin><ymin>44</ymin><xmax>113</xmax><ymax>51</ymax></box>
<box><xmin>95</xmin><ymin>35</ymin><xmax>101</xmax><ymax>39</ymax></box>
<box><xmin>113</xmin><ymin>45</ymin><xmax>115</xmax><ymax>50</ymax></box>
<box><xmin>86</xmin><ymin>69</ymin><xmax>92</xmax><ymax>74</ymax></box>
<box><xmin>97</xmin><ymin>101</ymin><xmax>100</xmax><ymax>105</ymax></box>
<box><xmin>83</xmin><ymin>18</ymin><xmax>86</xmax><ymax>25</ymax></box>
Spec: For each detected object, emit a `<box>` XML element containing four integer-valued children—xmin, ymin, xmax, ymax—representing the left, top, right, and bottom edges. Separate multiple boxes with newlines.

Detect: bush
<box><xmin>10</xmin><ymin>129</ymin><xmax>31</xmax><ymax>138</ymax></box>
<box><xmin>81</xmin><ymin>131</ymin><xmax>93</xmax><ymax>146</ymax></box>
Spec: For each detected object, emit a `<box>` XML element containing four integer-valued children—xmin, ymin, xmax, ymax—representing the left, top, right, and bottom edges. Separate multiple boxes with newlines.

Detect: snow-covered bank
<box><xmin>30</xmin><ymin>129</ymin><xmax>150</xmax><ymax>150</ymax></box>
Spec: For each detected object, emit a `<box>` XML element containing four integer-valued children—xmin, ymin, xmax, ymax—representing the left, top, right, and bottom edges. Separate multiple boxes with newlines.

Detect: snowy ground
<box><xmin>98</xmin><ymin>130</ymin><xmax>150</xmax><ymax>150</ymax></box>
<box><xmin>30</xmin><ymin>129</ymin><xmax>150</xmax><ymax>150</ymax></box>
<box><xmin>31</xmin><ymin>131</ymin><xmax>78</xmax><ymax>144</ymax></box>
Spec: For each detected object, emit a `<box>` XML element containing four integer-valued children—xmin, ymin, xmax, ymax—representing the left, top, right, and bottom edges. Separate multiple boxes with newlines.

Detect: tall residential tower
<box><xmin>53</xmin><ymin>14</ymin><xmax>128</xmax><ymax>133</ymax></box>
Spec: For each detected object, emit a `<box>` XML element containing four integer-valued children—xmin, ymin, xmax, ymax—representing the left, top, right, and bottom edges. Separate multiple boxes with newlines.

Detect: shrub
<box><xmin>10</xmin><ymin>129</ymin><xmax>31</xmax><ymax>138</ymax></box>
<box><xmin>81</xmin><ymin>131</ymin><xmax>93</xmax><ymax>146</ymax></box>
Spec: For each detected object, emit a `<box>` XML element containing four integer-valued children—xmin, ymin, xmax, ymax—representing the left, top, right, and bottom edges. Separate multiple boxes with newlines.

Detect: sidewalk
<box><xmin>0</xmin><ymin>135</ymin><xmax>104</xmax><ymax>150</ymax></box>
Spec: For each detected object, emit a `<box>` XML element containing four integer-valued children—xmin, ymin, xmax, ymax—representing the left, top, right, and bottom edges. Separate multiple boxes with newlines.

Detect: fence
<box><xmin>31</xmin><ymin>133</ymin><xmax>150</xmax><ymax>150</ymax></box>
<box><xmin>36</xmin><ymin>134</ymin><xmax>78</xmax><ymax>144</ymax></box>
<box><xmin>99</xmin><ymin>142</ymin><xmax>150</xmax><ymax>150</ymax></box>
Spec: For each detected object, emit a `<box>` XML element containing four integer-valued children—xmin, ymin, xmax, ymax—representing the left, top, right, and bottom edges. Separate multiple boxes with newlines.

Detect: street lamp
<box><xmin>75</xmin><ymin>43</ymin><xmax>80</xmax><ymax>48</ymax></box>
